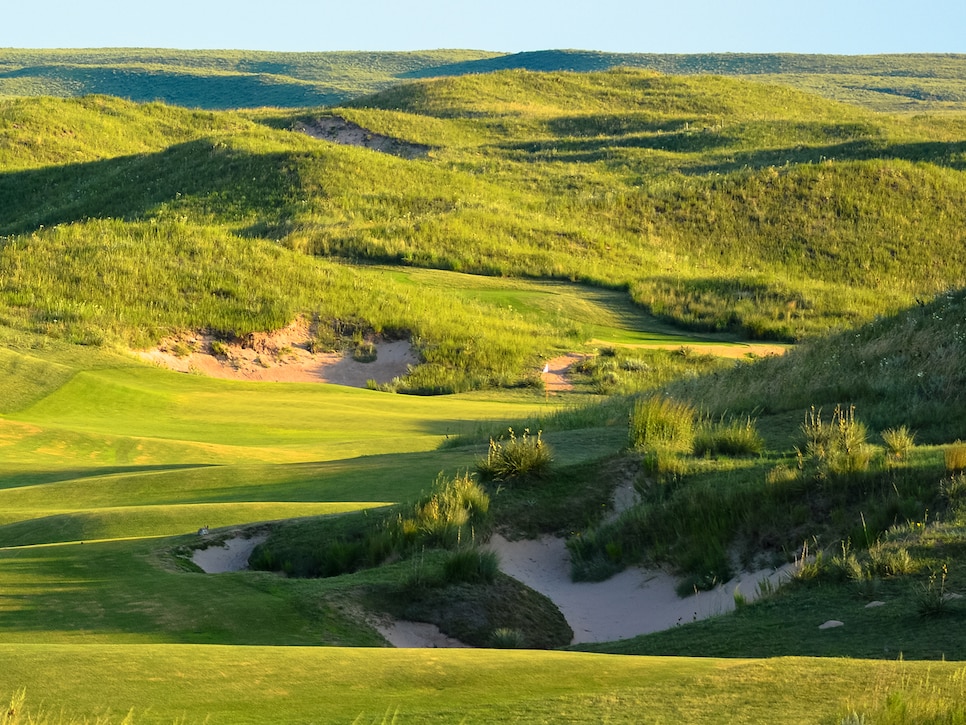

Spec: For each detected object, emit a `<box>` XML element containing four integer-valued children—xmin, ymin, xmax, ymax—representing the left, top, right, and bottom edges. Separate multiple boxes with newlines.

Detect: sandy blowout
<box><xmin>135</xmin><ymin>320</ymin><xmax>417</xmax><ymax>388</ymax></box>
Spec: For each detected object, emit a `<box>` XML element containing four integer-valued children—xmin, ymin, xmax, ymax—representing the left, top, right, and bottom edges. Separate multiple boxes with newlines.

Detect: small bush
<box><xmin>442</xmin><ymin>547</ymin><xmax>499</xmax><ymax>584</ymax></box>
<box><xmin>945</xmin><ymin>441</ymin><xmax>966</xmax><ymax>473</ymax></box>
<box><xmin>629</xmin><ymin>396</ymin><xmax>696</xmax><ymax>453</ymax></box>
<box><xmin>477</xmin><ymin>428</ymin><xmax>552</xmax><ymax>483</ymax></box>
<box><xmin>881</xmin><ymin>425</ymin><xmax>916</xmax><ymax>463</ymax></box>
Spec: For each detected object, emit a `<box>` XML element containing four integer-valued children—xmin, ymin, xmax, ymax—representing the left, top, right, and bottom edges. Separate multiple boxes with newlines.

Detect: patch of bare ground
<box><xmin>295</xmin><ymin>116</ymin><xmax>431</xmax><ymax>159</ymax></box>
<box><xmin>134</xmin><ymin>318</ymin><xmax>417</xmax><ymax>387</ymax></box>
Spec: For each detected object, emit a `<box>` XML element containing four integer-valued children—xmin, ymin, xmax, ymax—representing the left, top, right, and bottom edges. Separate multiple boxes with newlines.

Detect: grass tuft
<box><xmin>477</xmin><ymin>428</ymin><xmax>553</xmax><ymax>484</ymax></box>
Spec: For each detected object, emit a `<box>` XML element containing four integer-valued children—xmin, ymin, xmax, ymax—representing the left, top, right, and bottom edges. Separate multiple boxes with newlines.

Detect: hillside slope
<box><xmin>2</xmin><ymin>70</ymin><xmax>965</xmax><ymax>390</ymax></box>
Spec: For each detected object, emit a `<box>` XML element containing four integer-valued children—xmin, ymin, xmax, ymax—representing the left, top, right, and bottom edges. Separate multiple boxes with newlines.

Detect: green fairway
<box><xmin>0</xmin><ymin>645</ymin><xmax>963</xmax><ymax>724</ymax></box>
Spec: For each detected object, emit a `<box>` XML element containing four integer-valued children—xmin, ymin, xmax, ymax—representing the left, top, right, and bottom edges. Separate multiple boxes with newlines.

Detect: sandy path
<box><xmin>487</xmin><ymin>534</ymin><xmax>795</xmax><ymax>644</ymax></box>
<box><xmin>542</xmin><ymin>353</ymin><xmax>586</xmax><ymax>393</ymax></box>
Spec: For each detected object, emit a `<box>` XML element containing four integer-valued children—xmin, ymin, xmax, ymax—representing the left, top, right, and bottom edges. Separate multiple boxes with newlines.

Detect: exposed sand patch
<box><xmin>486</xmin><ymin>534</ymin><xmax>796</xmax><ymax>644</ymax></box>
<box><xmin>192</xmin><ymin>534</ymin><xmax>267</xmax><ymax>574</ymax></box>
<box><xmin>295</xmin><ymin>116</ymin><xmax>431</xmax><ymax>159</ymax></box>
<box><xmin>135</xmin><ymin>321</ymin><xmax>417</xmax><ymax>388</ymax></box>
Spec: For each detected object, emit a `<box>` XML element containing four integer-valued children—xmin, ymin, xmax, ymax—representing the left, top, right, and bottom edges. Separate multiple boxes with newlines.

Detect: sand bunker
<box><xmin>486</xmin><ymin>534</ymin><xmax>796</xmax><ymax>644</ymax></box>
<box><xmin>192</xmin><ymin>535</ymin><xmax>267</xmax><ymax>574</ymax></box>
<box><xmin>136</xmin><ymin>321</ymin><xmax>417</xmax><ymax>388</ymax></box>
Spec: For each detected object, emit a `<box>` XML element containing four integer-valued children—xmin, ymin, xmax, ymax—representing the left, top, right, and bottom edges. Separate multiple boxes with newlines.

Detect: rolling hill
<box><xmin>2</xmin><ymin>48</ymin><xmax>966</xmax><ymax>111</ymax></box>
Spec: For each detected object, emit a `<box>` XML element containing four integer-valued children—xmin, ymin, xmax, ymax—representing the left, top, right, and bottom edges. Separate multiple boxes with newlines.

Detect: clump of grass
<box><xmin>442</xmin><ymin>547</ymin><xmax>499</xmax><ymax>585</ymax></box>
<box><xmin>399</xmin><ymin>472</ymin><xmax>490</xmax><ymax>548</ymax></box>
<box><xmin>867</xmin><ymin>542</ymin><xmax>918</xmax><ymax>578</ymax></box>
<box><xmin>945</xmin><ymin>441</ymin><xmax>966</xmax><ymax>473</ymax></box>
<box><xmin>693</xmin><ymin>415</ymin><xmax>764</xmax><ymax>457</ymax></box>
<box><xmin>209</xmin><ymin>339</ymin><xmax>230</xmax><ymax>357</ymax></box>
<box><xmin>488</xmin><ymin>627</ymin><xmax>526</xmax><ymax>649</ymax></box>
<box><xmin>628</xmin><ymin>396</ymin><xmax>696</xmax><ymax>453</ymax></box>
<box><xmin>840</xmin><ymin>689</ymin><xmax>966</xmax><ymax>725</ymax></box>
<box><xmin>915</xmin><ymin>562</ymin><xmax>950</xmax><ymax>617</ymax></box>
<box><xmin>881</xmin><ymin>425</ymin><xmax>916</xmax><ymax>463</ymax></box>
<box><xmin>799</xmin><ymin>405</ymin><xmax>874</xmax><ymax>479</ymax></box>
<box><xmin>352</xmin><ymin>340</ymin><xmax>377</xmax><ymax>363</ymax></box>
<box><xmin>170</xmin><ymin>340</ymin><xmax>194</xmax><ymax>358</ymax></box>
<box><xmin>477</xmin><ymin>428</ymin><xmax>552</xmax><ymax>484</ymax></box>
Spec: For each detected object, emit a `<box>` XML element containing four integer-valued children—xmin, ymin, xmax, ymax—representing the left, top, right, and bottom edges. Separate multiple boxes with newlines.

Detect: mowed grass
<box><xmin>0</xmin><ymin>645</ymin><xmax>963</xmax><ymax>724</ymax></box>
<box><xmin>3</xmin><ymin>364</ymin><xmax>551</xmax><ymax>465</ymax></box>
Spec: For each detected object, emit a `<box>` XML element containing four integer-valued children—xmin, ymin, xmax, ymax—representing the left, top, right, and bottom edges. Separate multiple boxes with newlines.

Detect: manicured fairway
<box><xmin>0</xmin><ymin>645</ymin><xmax>961</xmax><ymax>724</ymax></box>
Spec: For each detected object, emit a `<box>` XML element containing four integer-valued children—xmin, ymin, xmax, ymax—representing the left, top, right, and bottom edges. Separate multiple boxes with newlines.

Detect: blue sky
<box><xmin>2</xmin><ymin>0</ymin><xmax>963</xmax><ymax>54</ymax></box>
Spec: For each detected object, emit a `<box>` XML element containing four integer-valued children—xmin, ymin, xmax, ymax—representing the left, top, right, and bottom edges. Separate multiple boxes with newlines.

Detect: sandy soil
<box><xmin>192</xmin><ymin>535</ymin><xmax>267</xmax><ymax>574</ymax></box>
<box><xmin>135</xmin><ymin>321</ymin><xmax>417</xmax><ymax>388</ymax></box>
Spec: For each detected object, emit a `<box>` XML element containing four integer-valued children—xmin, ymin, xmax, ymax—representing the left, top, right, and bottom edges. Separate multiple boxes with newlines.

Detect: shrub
<box><xmin>442</xmin><ymin>547</ymin><xmax>499</xmax><ymax>584</ymax></box>
<box><xmin>477</xmin><ymin>428</ymin><xmax>552</xmax><ymax>483</ymax></box>
<box><xmin>628</xmin><ymin>396</ymin><xmax>696</xmax><ymax>453</ymax></box>
<box><xmin>881</xmin><ymin>425</ymin><xmax>916</xmax><ymax>463</ymax></box>
<box><xmin>945</xmin><ymin>441</ymin><xmax>966</xmax><ymax>473</ymax></box>
<box><xmin>693</xmin><ymin>415</ymin><xmax>764</xmax><ymax>457</ymax></box>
